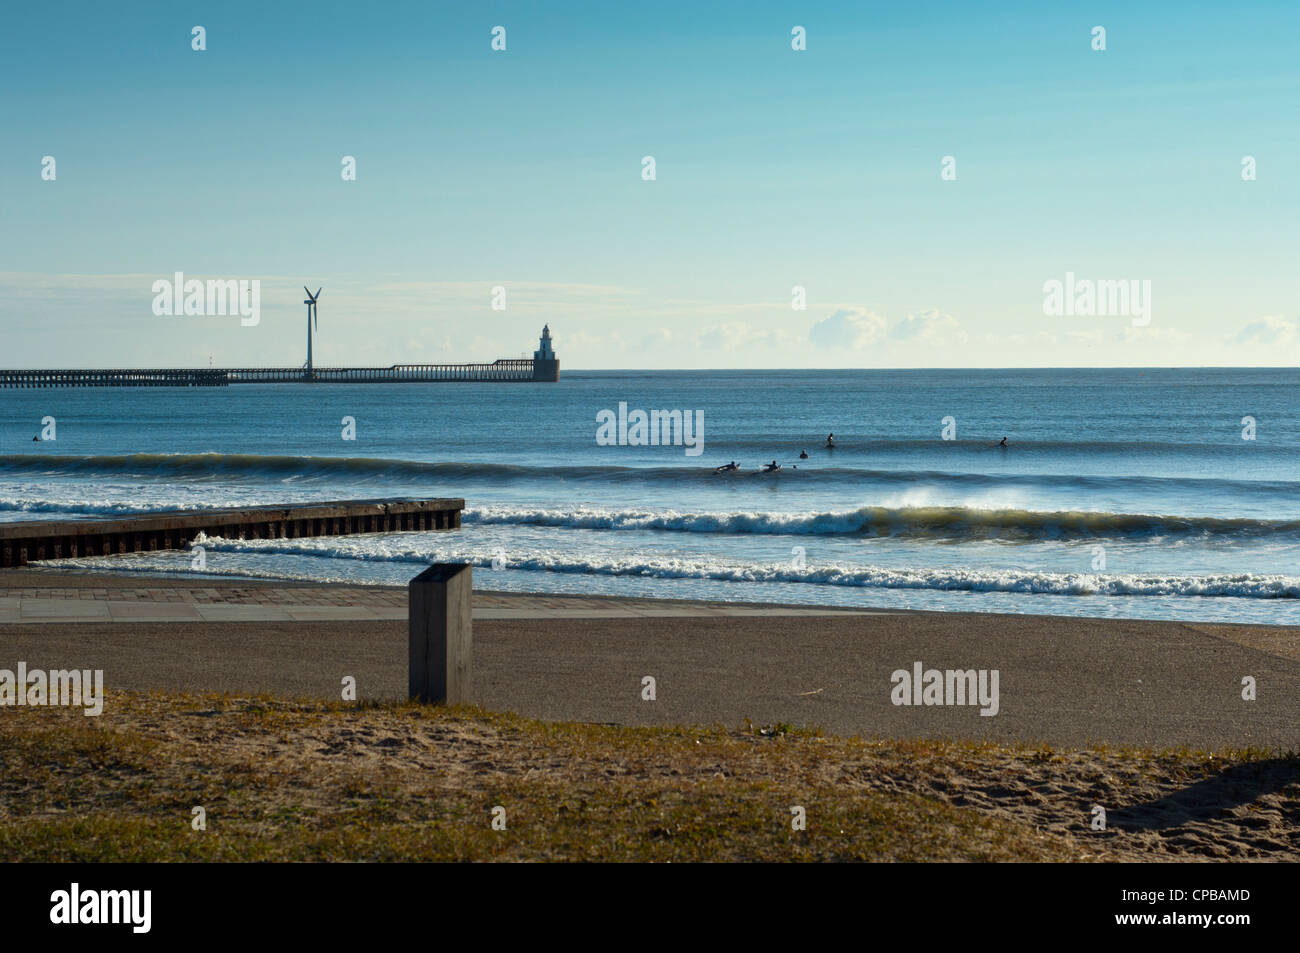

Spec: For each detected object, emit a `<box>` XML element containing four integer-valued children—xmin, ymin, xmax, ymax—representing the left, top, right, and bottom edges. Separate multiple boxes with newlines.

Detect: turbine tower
<box><xmin>302</xmin><ymin>286</ymin><xmax>321</xmax><ymax>380</ymax></box>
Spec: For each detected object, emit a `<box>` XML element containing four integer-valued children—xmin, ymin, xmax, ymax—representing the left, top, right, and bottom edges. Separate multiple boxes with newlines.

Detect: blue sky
<box><xmin>1</xmin><ymin>0</ymin><xmax>1297</xmax><ymax>368</ymax></box>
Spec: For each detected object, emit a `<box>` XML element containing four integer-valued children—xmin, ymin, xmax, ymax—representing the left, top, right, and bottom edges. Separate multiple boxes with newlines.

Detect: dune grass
<box><xmin>1</xmin><ymin>691</ymin><xmax>1292</xmax><ymax>862</ymax></box>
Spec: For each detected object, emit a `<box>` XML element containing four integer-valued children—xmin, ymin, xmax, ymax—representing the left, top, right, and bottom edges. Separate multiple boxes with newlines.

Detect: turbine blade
<box><xmin>304</xmin><ymin>285</ymin><xmax>312</xmax><ymax>298</ymax></box>
<box><xmin>314</xmin><ymin>288</ymin><xmax>322</xmax><ymax>300</ymax></box>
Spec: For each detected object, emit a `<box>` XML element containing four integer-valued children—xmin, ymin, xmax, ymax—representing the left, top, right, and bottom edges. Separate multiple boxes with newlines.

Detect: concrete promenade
<box><xmin>0</xmin><ymin>579</ymin><xmax>885</xmax><ymax>624</ymax></box>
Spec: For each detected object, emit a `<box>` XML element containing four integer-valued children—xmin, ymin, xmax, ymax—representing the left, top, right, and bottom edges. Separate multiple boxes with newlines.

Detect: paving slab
<box><xmin>107</xmin><ymin>602</ymin><xmax>203</xmax><ymax>621</ymax></box>
<box><xmin>195</xmin><ymin>605</ymin><xmax>294</xmax><ymax>622</ymax></box>
<box><xmin>20</xmin><ymin>600</ymin><xmax>111</xmax><ymax>619</ymax></box>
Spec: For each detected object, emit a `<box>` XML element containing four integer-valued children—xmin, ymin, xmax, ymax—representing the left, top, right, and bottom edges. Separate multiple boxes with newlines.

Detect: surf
<box><xmin>3</xmin><ymin>452</ymin><xmax>1296</xmax><ymax>498</ymax></box>
<box><xmin>462</xmin><ymin>504</ymin><xmax>1300</xmax><ymax>542</ymax></box>
<box><xmin>59</xmin><ymin>538</ymin><xmax>1300</xmax><ymax>600</ymax></box>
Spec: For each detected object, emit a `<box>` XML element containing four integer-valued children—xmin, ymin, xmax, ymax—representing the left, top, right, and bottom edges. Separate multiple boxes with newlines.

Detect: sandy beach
<box><xmin>4</xmin><ymin>569</ymin><xmax>1299</xmax><ymax>750</ymax></box>
<box><xmin>3</xmin><ymin>568</ymin><xmax>1298</xmax><ymax>861</ymax></box>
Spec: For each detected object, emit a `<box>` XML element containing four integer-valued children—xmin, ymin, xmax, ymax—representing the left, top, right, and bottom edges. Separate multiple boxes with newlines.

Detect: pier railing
<box><xmin>226</xmin><ymin>360</ymin><xmax>538</xmax><ymax>383</ymax></box>
<box><xmin>0</xmin><ymin>360</ymin><xmax>543</xmax><ymax>387</ymax></box>
<box><xmin>0</xmin><ymin>368</ymin><xmax>232</xmax><ymax>388</ymax></box>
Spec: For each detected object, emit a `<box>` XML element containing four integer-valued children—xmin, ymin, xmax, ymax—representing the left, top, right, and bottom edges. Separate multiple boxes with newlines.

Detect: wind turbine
<box><xmin>303</xmin><ymin>286</ymin><xmax>321</xmax><ymax>379</ymax></box>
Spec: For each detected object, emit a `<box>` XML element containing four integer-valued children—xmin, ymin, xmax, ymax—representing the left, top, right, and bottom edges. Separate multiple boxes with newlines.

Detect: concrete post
<box><xmin>409</xmin><ymin>563</ymin><xmax>473</xmax><ymax>704</ymax></box>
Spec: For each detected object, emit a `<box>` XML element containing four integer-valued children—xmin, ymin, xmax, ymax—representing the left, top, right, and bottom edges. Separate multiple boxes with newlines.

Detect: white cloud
<box><xmin>2</xmin><ymin>272</ymin><xmax>1292</xmax><ymax>369</ymax></box>
<box><xmin>889</xmin><ymin>309</ymin><xmax>964</xmax><ymax>344</ymax></box>
<box><xmin>1232</xmin><ymin>315</ymin><xmax>1298</xmax><ymax>346</ymax></box>
<box><xmin>808</xmin><ymin>308</ymin><xmax>888</xmax><ymax>350</ymax></box>
<box><xmin>699</xmin><ymin>321</ymin><xmax>792</xmax><ymax>350</ymax></box>
<box><xmin>634</xmin><ymin>322</ymin><xmax>793</xmax><ymax>352</ymax></box>
<box><xmin>809</xmin><ymin>307</ymin><xmax>966</xmax><ymax>350</ymax></box>
<box><xmin>640</xmin><ymin>327</ymin><xmax>676</xmax><ymax>349</ymax></box>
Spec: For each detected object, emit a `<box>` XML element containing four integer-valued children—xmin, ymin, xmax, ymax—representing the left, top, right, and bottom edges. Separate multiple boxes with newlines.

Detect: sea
<box><xmin>2</xmin><ymin>368</ymin><xmax>1297</xmax><ymax>625</ymax></box>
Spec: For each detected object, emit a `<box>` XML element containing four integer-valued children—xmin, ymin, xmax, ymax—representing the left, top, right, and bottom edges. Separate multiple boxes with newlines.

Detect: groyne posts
<box><xmin>0</xmin><ymin>498</ymin><xmax>464</xmax><ymax>567</ymax></box>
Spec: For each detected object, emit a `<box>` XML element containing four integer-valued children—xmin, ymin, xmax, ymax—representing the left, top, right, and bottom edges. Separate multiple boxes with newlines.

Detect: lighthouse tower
<box><xmin>532</xmin><ymin>325</ymin><xmax>559</xmax><ymax>381</ymax></box>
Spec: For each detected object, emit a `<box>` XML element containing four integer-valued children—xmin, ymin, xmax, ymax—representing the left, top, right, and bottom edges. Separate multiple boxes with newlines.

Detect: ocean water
<box><xmin>2</xmin><ymin>368</ymin><xmax>1298</xmax><ymax>625</ymax></box>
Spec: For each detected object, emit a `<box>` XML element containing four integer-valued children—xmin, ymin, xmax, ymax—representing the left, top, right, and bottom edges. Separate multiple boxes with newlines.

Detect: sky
<box><xmin>1</xmin><ymin>0</ymin><xmax>1298</xmax><ymax>369</ymax></box>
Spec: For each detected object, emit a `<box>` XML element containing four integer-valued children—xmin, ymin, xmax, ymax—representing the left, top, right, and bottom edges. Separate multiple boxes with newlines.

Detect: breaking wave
<box><xmin>1</xmin><ymin>452</ymin><xmax>1294</xmax><ymax>497</ymax></box>
<box><xmin>71</xmin><ymin>537</ymin><xmax>1300</xmax><ymax>599</ymax></box>
<box><xmin>463</xmin><ymin>504</ymin><xmax>1300</xmax><ymax>542</ymax></box>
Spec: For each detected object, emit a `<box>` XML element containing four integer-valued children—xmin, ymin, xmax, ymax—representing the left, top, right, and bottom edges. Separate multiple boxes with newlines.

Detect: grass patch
<box><xmin>1</xmin><ymin>691</ymin><xmax>1294</xmax><ymax>862</ymax></box>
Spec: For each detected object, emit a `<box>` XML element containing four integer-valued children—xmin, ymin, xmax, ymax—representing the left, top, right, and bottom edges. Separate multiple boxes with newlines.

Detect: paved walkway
<box><xmin>4</xmin><ymin>573</ymin><xmax>1298</xmax><ymax>748</ymax></box>
<box><xmin>0</xmin><ymin>584</ymin><xmax>886</xmax><ymax>624</ymax></box>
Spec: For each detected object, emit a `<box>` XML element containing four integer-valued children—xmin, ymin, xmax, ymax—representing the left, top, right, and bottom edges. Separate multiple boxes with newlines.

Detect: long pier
<box><xmin>0</xmin><ymin>498</ymin><xmax>463</xmax><ymax>567</ymax></box>
<box><xmin>0</xmin><ymin>359</ymin><xmax>554</xmax><ymax>388</ymax></box>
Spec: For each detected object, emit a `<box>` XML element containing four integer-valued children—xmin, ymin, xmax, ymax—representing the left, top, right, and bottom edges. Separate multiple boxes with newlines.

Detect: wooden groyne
<box><xmin>0</xmin><ymin>359</ymin><xmax>557</xmax><ymax>388</ymax></box>
<box><xmin>0</xmin><ymin>498</ymin><xmax>464</xmax><ymax>567</ymax></box>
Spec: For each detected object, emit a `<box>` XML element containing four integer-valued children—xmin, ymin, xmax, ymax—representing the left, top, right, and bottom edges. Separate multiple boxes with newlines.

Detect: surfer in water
<box><xmin>998</xmin><ymin>436</ymin><xmax>1007</xmax><ymax>447</ymax></box>
<box><xmin>714</xmin><ymin>460</ymin><xmax>739</xmax><ymax>473</ymax></box>
<box><xmin>825</xmin><ymin>433</ymin><xmax>835</xmax><ymax>449</ymax></box>
<box><xmin>799</xmin><ymin>450</ymin><xmax>808</xmax><ymax>459</ymax></box>
<box><xmin>762</xmin><ymin>460</ymin><xmax>780</xmax><ymax>473</ymax></box>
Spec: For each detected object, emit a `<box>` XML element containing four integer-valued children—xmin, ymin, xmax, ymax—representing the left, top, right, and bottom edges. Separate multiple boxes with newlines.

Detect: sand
<box><xmin>2</xmin><ymin>569</ymin><xmax>1297</xmax><ymax>861</ymax></box>
<box><xmin>2</xmin><ymin>569</ymin><xmax>1298</xmax><ymax>749</ymax></box>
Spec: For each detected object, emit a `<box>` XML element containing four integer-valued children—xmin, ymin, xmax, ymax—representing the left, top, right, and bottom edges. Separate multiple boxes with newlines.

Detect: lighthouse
<box><xmin>532</xmin><ymin>325</ymin><xmax>559</xmax><ymax>381</ymax></box>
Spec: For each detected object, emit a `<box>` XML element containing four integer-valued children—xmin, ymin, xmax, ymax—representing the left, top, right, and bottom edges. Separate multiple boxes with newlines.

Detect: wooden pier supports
<box><xmin>0</xmin><ymin>497</ymin><xmax>464</xmax><ymax>567</ymax></box>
